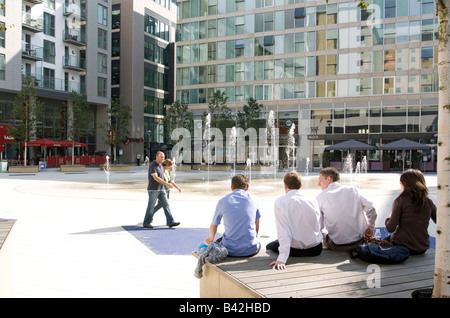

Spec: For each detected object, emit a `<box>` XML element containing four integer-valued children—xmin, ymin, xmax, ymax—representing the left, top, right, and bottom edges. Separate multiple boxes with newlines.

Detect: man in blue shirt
<box><xmin>205</xmin><ymin>174</ymin><xmax>261</xmax><ymax>257</ymax></box>
<box><xmin>143</xmin><ymin>151</ymin><xmax>180</xmax><ymax>228</ymax></box>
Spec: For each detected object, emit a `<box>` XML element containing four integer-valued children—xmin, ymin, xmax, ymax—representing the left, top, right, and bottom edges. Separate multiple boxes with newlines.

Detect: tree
<box><xmin>354</xmin><ymin>0</ymin><xmax>450</xmax><ymax>297</ymax></box>
<box><xmin>203</xmin><ymin>89</ymin><xmax>233</xmax><ymax>132</ymax></box>
<box><xmin>434</xmin><ymin>0</ymin><xmax>450</xmax><ymax>298</ymax></box>
<box><xmin>10</xmin><ymin>78</ymin><xmax>43</xmax><ymax>166</ymax></box>
<box><xmin>104</xmin><ymin>96</ymin><xmax>132</xmax><ymax>164</ymax></box>
<box><xmin>67</xmin><ymin>91</ymin><xmax>92</xmax><ymax>165</ymax></box>
<box><xmin>164</xmin><ymin>100</ymin><xmax>193</xmax><ymax>141</ymax></box>
<box><xmin>237</xmin><ymin>97</ymin><xmax>264</xmax><ymax>130</ymax></box>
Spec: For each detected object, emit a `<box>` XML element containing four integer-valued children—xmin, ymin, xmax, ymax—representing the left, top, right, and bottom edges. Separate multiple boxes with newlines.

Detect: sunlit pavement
<box><xmin>0</xmin><ymin>166</ymin><xmax>437</xmax><ymax>297</ymax></box>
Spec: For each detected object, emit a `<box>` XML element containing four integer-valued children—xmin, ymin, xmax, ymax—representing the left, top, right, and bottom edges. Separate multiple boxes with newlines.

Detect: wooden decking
<box><xmin>0</xmin><ymin>219</ymin><xmax>15</xmax><ymax>297</ymax></box>
<box><xmin>198</xmin><ymin>248</ymin><xmax>435</xmax><ymax>298</ymax></box>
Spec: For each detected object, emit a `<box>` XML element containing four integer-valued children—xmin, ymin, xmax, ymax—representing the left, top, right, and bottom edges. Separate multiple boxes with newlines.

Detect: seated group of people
<box><xmin>206</xmin><ymin>167</ymin><xmax>437</xmax><ymax>270</ymax></box>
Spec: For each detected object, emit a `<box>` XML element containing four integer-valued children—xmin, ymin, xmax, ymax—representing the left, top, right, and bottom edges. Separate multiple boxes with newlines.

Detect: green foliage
<box><xmin>164</xmin><ymin>100</ymin><xmax>193</xmax><ymax>141</ymax></box>
<box><xmin>68</xmin><ymin>91</ymin><xmax>93</xmax><ymax>143</ymax></box>
<box><xmin>104</xmin><ymin>96</ymin><xmax>132</xmax><ymax>148</ymax></box>
<box><xmin>237</xmin><ymin>97</ymin><xmax>264</xmax><ymax>130</ymax></box>
<box><xmin>10</xmin><ymin>78</ymin><xmax>43</xmax><ymax>145</ymax></box>
<box><xmin>203</xmin><ymin>89</ymin><xmax>234</xmax><ymax>131</ymax></box>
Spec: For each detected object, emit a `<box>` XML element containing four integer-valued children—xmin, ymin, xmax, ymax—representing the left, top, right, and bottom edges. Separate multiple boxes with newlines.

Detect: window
<box><xmin>235</xmin><ymin>15</ymin><xmax>245</xmax><ymax>34</ymax></box>
<box><xmin>112</xmin><ymin>6</ymin><xmax>120</xmax><ymax>29</ymax></box>
<box><xmin>421</xmin><ymin>46</ymin><xmax>434</xmax><ymax>69</ymax></box>
<box><xmin>294</xmin><ymin>7</ymin><xmax>305</xmax><ymax>28</ymax></box>
<box><xmin>44</xmin><ymin>0</ymin><xmax>55</xmax><ymax>10</ymax></box>
<box><xmin>396</xmin><ymin>22</ymin><xmax>409</xmax><ymax>43</ymax></box>
<box><xmin>327</xmin><ymin>4</ymin><xmax>338</xmax><ymax>24</ymax></box>
<box><xmin>98</xmin><ymin>28</ymin><xmax>107</xmax><ymax>50</ymax></box>
<box><xmin>98</xmin><ymin>4</ymin><xmax>108</xmax><ymax>26</ymax></box>
<box><xmin>44</xmin><ymin>12</ymin><xmax>55</xmax><ymax>36</ymax></box>
<box><xmin>422</xmin><ymin>0</ymin><xmax>435</xmax><ymax>14</ymax></box>
<box><xmin>422</xmin><ymin>19</ymin><xmax>434</xmax><ymax>41</ymax></box>
<box><xmin>361</xmin><ymin>51</ymin><xmax>372</xmax><ymax>73</ymax></box>
<box><xmin>43</xmin><ymin>68</ymin><xmax>55</xmax><ymax>89</ymax></box>
<box><xmin>327</xmin><ymin>29</ymin><xmax>338</xmax><ymax>49</ymax></box>
<box><xmin>384</xmin><ymin>23</ymin><xmax>396</xmax><ymax>45</ymax></box>
<box><xmin>294</xmin><ymin>57</ymin><xmax>305</xmax><ymax>77</ymax></box>
<box><xmin>372</xmin><ymin>25</ymin><xmax>383</xmax><ymax>46</ymax></box>
<box><xmin>264</xmin><ymin>12</ymin><xmax>274</xmax><ymax>31</ymax></box>
<box><xmin>0</xmin><ymin>54</ymin><xmax>5</xmax><ymax>80</ymax></box>
<box><xmin>384</xmin><ymin>77</ymin><xmax>395</xmax><ymax>94</ymax></box>
<box><xmin>97</xmin><ymin>77</ymin><xmax>107</xmax><ymax>97</ymax></box>
<box><xmin>0</xmin><ymin>23</ymin><xmax>4</xmax><ymax>47</ymax></box>
<box><xmin>410</xmin><ymin>21</ymin><xmax>421</xmax><ymax>42</ymax></box>
<box><xmin>112</xmin><ymin>32</ymin><xmax>120</xmax><ymax>57</ymax></box>
<box><xmin>396</xmin><ymin>49</ymin><xmax>409</xmax><ymax>71</ymax></box>
<box><xmin>43</xmin><ymin>40</ymin><xmax>55</xmax><ymax>64</ymax></box>
<box><xmin>385</xmin><ymin>0</ymin><xmax>396</xmax><ymax>18</ymax></box>
<box><xmin>384</xmin><ymin>50</ymin><xmax>395</xmax><ymax>71</ymax></box>
<box><xmin>98</xmin><ymin>53</ymin><xmax>107</xmax><ymax>74</ymax></box>
<box><xmin>360</xmin><ymin>26</ymin><xmax>372</xmax><ymax>47</ymax></box>
<box><xmin>111</xmin><ymin>60</ymin><xmax>120</xmax><ymax>85</ymax></box>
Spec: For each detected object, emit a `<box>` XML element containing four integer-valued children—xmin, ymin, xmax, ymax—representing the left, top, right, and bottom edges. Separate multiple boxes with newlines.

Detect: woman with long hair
<box><xmin>385</xmin><ymin>169</ymin><xmax>437</xmax><ymax>254</ymax></box>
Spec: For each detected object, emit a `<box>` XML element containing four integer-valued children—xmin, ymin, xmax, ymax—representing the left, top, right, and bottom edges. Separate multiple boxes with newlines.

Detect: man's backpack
<box><xmin>350</xmin><ymin>243</ymin><xmax>410</xmax><ymax>264</ymax></box>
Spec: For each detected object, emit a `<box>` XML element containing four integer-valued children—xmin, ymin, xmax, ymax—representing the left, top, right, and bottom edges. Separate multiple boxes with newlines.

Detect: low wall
<box><xmin>0</xmin><ymin>220</ymin><xmax>15</xmax><ymax>298</ymax></box>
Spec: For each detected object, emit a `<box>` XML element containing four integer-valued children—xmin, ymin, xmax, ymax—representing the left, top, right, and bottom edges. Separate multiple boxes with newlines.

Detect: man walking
<box><xmin>143</xmin><ymin>151</ymin><xmax>180</xmax><ymax>228</ymax></box>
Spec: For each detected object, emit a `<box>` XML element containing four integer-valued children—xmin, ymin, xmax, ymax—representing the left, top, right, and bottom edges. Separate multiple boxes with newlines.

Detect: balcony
<box><xmin>22</xmin><ymin>73</ymin><xmax>85</xmax><ymax>95</ymax></box>
<box><xmin>22</xmin><ymin>43</ymin><xmax>43</xmax><ymax>61</ymax></box>
<box><xmin>63</xmin><ymin>29</ymin><xmax>87</xmax><ymax>47</ymax></box>
<box><xmin>63</xmin><ymin>3</ymin><xmax>87</xmax><ymax>21</ymax></box>
<box><xmin>22</xmin><ymin>12</ymin><xmax>43</xmax><ymax>33</ymax></box>
<box><xmin>63</xmin><ymin>55</ymin><xmax>86</xmax><ymax>72</ymax></box>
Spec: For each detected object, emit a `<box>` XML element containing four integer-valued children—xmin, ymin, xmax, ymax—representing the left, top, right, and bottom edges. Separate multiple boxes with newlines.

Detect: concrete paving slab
<box><xmin>0</xmin><ymin>166</ymin><xmax>437</xmax><ymax>297</ymax></box>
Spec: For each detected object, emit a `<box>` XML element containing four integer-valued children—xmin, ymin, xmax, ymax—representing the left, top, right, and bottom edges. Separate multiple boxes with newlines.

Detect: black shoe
<box><xmin>169</xmin><ymin>222</ymin><xmax>180</xmax><ymax>228</ymax></box>
<box><xmin>143</xmin><ymin>224</ymin><xmax>153</xmax><ymax>228</ymax></box>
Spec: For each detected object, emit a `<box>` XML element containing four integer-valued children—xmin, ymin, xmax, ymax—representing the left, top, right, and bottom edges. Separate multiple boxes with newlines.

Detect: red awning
<box><xmin>26</xmin><ymin>139</ymin><xmax>59</xmax><ymax>147</ymax></box>
<box><xmin>61</xmin><ymin>140</ymin><xmax>88</xmax><ymax>147</ymax></box>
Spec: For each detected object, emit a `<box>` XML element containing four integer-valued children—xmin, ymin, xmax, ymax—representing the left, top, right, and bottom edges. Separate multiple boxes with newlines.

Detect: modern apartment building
<box><xmin>175</xmin><ymin>0</ymin><xmax>439</xmax><ymax>170</ymax></box>
<box><xmin>0</xmin><ymin>0</ymin><xmax>111</xmax><ymax>163</ymax></box>
<box><xmin>111</xmin><ymin>0</ymin><xmax>177</xmax><ymax>163</ymax></box>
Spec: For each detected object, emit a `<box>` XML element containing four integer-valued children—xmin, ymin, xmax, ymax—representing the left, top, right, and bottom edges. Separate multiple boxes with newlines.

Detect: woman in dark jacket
<box><xmin>385</xmin><ymin>169</ymin><xmax>437</xmax><ymax>254</ymax></box>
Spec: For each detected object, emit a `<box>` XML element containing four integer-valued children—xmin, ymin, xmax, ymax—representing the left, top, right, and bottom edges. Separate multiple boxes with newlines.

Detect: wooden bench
<box><xmin>0</xmin><ymin>220</ymin><xmax>15</xmax><ymax>298</ymax></box>
<box><xmin>194</xmin><ymin>248</ymin><xmax>435</xmax><ymax>298</ymax></box>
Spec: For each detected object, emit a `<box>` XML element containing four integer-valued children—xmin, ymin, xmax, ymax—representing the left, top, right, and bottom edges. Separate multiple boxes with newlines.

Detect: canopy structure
<box><xmin>379</xmin><ymin>138</ymin><xmax>430</xmax><ymax>171</ymax></box>
<box><xmin>61</xmin><ymin>140</ymin><xmax>88</xmax><ymax>147</ymax></box>
<box><xmin>378</xmin><ymin>138</ymin><xmax>430</xmax><ymax>150</ymax></box>
<box><xmin>325</xmin><ymin>139</ymin><xmax>377</xmax><ymax>151</ymax></box>
<box><xmin>26</xmin><ymin>139</ymin><xmax>60</xmax><ymax>147</ymax></box>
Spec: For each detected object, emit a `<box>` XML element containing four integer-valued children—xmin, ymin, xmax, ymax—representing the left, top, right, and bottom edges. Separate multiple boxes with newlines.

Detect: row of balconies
<box><xmin>21</xmin><ymin>2</ymin><xmax>89</xmax><ymax>95</ymax></box>
<box><xmin>22</xmin><ymin>72</ymin><xmax>85</xmax><ymax>95</ymax></box>
<box><xmin>22</xmin><ymin>43</ymin><xmax>86</xmax><ymax>71</ymax></box>
<box><xmin>22</xmin><ymin>3</ymin><xmax>86</xmax><ymax>32</ymax></box>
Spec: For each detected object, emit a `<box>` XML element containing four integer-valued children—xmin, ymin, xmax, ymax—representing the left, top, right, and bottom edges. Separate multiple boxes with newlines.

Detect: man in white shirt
<box><xmin>267</xmin><ymin>171</ymin><xmax>323</xmax><ymax>270</ymax></box>
<box><xmin>316</xmin><ymin>167</ymin><xmax>377</xmax><ymax>251</ymax></box>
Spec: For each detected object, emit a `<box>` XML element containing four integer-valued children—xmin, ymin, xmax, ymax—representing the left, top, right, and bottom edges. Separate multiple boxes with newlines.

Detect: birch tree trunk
<box><xmin>434</xmin><ymin>0</ymin><xmax>450</xmax><ymax>298</ymax></box>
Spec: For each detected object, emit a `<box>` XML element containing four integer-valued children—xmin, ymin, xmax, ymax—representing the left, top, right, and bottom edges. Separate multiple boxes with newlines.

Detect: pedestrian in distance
<box><xmin>143</xmin><ymin>151</ymin><xmax>180</xmax><ymax>229</ymax></box>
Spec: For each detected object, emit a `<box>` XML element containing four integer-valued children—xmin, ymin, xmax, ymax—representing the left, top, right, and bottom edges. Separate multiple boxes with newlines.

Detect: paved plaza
<box><xmin>0</xmin><ymin>165</ymin><xmax>437</xmax><ymax>298</ymax></box>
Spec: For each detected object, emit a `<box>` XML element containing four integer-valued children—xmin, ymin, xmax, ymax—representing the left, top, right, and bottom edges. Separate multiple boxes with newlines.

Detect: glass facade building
<box><xmin>175</xmin><ymin>0</ymin><xmax>439</xmax><ymax>170</ymax></box>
